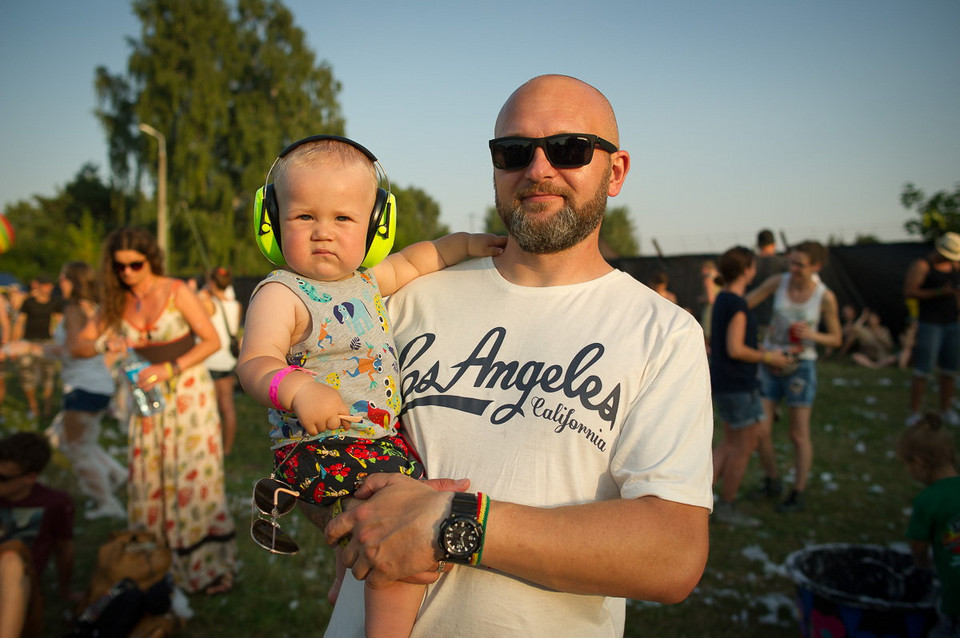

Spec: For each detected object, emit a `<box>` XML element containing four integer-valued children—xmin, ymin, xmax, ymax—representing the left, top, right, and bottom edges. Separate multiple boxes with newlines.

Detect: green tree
<box><xmin>483</xmin><ymin>206</ymin><xmax>506</xmax><ymax>235</ymax></box>
<box><xmin>94</xmin><ymin>0</ymin><xmax>344</xmax><ymax>275</ymax></box>
<box><xmin>902</xmin><ymin>181</ymin><xmax>960</xmax><ymax>240</ymax></box>
<box><xmin>392</xmin><ymin>186</ymin><xmax>450</xmax><ymax>251</ymax></box>
<box><xmin>599</xmin><ymin>206</ymin><xmax>639</xmax><ymax>256</ymax></box>
<box><xmin>2</xmin><ymin>165</ymin><xmax>131</xmax><ymax>280</ymax></box>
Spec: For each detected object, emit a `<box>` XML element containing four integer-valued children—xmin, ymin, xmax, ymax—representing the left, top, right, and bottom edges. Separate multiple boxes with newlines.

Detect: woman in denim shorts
<box><xmin>711</xmin><ymin>247</ymin><xmax>793</xmax><ymax>527</ymax></box>
<box><xmin>747</xmin><ymin>241</ymin><xmax>842</xmax><ymax>513</ymax></box>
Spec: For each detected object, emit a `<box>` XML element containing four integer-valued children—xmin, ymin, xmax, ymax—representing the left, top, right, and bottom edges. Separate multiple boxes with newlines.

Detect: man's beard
<box><xmin>495</xmin><ymin>171</ymin><xmax>609</xmax><ymax>254</ymax></box>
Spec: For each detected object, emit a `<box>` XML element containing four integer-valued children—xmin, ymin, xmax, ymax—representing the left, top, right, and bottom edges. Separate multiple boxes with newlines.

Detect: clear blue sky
<box><xmin>2</xmin><ymin>0</ymin><xmax>958</xmax><ymax>256</ymax></box>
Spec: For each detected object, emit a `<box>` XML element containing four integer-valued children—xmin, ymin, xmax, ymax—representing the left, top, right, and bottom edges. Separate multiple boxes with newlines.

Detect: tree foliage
<box><xmin>902</xmin><ymin>181</ymin><xmax>960</xmax><ymax>240</ymax></box>
<box><xmin>483</xmin><ymin>206</ymin><xmax>507</xmax><ymax>235</ymax></box>
<box><xmin>392</xmin><ymin>186</ymin><xmax>449</xmax><ymax>251</ymax></box>
<box><xmin>1</xmin><ymin>165</ymin><xmax>137</xmax><ymax>281</ymax></box>
<box><xmin>599</xmin><ymin>206</ymin><xmax>639</xmax><ymax>256</ymax></box>
<box><xmin>94</xmin><ymin>0</ymin><xmax>344</xmax><ymax>275</ymax></box>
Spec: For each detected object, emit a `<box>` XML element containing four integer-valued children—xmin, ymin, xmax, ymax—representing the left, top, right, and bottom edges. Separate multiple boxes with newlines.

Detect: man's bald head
<box><xmin>495</xmin><ymin>75</ymin><xmax>620</xmax><ymax>146</ymax></box>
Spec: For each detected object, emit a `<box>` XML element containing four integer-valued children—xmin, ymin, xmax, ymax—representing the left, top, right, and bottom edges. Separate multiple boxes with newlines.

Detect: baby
<box><xmin>237</xmin><ymin>135</ymin><xmax>504</xmax><ymax>637</ymax></box>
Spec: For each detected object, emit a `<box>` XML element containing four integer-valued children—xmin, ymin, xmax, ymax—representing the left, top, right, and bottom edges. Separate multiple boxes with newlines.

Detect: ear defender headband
<box><xmin>253</xmin><ymin>134</ymin><xmax>397</xmax><ymax>268</ymax></box>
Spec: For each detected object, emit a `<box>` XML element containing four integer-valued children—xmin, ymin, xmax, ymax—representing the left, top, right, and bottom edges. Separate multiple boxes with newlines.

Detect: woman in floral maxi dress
<box><xmin>97</xmin><ymin>227</ymin><xmax>236</xmax><ymax>594</ymax></box>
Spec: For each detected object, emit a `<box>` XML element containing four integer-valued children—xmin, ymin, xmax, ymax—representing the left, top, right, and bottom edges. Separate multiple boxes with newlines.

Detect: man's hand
<box><xmin>324</xmin><ymin>474</ymin><xmax>469</xmax><ymax>588</ymax></box>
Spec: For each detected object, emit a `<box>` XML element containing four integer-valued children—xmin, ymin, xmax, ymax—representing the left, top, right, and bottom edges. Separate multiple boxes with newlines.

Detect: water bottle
<box><xmin>122</xmin><ymin>348</ymin><xmax>165</xmax><ymax>416</ymax></box>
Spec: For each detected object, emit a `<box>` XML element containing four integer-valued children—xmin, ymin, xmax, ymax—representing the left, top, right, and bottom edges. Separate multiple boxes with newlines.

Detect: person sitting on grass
<box><xmin>0</xmin><ymin>431</ymin><xmax>78</xmax><ymax>638</ymax></box>
<box><xmin>897</xmin><ymin>413</ymin><xmax>960</xmax><ymax>638</ymax></box>
<box><xmin>838</xmin><ymin>307</ymin><xmax>898</xmax><ymax>369</ymax></box>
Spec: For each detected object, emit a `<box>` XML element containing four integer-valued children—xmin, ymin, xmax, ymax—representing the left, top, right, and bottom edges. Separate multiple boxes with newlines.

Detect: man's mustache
<box><xmin>514</xmin><ymin>183</ymin><xmax>571</xmax><ymax>200</ymax></box>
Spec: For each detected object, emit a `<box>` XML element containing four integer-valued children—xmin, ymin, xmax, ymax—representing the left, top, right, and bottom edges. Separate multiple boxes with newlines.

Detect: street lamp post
<box><xmin>138</xmin><ymin>123</ymin><xmax>168</xmax><ymax>272</ymax></box>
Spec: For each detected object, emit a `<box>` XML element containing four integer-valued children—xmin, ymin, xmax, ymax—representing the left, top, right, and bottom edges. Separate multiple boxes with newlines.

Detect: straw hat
<box><xmin>935</xmin><ymin>232</ymin><xmax>960</xmax><ymax>261</ymax></box>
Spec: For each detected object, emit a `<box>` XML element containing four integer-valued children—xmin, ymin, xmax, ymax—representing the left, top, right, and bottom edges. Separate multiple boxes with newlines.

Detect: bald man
<box><xmin>325</xmin><ymin>75</ymin><xmax>713</xmax><ymax>637</ymax></box>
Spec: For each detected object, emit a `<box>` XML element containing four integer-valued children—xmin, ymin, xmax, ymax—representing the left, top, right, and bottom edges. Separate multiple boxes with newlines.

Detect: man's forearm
<box><xmin>329</xmin><ymin>475</ymin><xmax>709</xmax><ymax>603</ymax></box>
<box><xmin>481</xmin><ymin>496</ymin><xmax>708</xmax><ymax>603</ymax></box>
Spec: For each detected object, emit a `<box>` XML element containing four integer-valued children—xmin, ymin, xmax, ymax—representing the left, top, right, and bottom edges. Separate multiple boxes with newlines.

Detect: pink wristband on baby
<box><xmin>268</xmin><ymin>365</ymin><xmax>302</xmax><ymax>411</ymax></box>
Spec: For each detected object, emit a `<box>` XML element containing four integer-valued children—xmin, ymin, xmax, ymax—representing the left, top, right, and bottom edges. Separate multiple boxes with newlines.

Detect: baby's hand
<box><xmin>467</xmin><ymin>233</ymin><xmax>507</xmax><ymax>258</ymax></box>
<box><xmin>290</xmin><ymin>382</ymin><xmax>352</xmax><ymax>435</ymax></box>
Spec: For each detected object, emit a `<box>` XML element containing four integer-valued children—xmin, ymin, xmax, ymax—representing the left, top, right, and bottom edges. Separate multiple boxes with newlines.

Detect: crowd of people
<box><xmin>1</xmin><ymin>74</ymin><xmax>957</xmax><ymax>637</ymax></box>
<box><xmin>0</xmin><ymin>230</ymin><xmax>242</xmax><ymax>635</ymax></box>
<box><xmin>702</xmin><ymin>230</ymin><xmax>959</xmax><ymax>635</ymax></box>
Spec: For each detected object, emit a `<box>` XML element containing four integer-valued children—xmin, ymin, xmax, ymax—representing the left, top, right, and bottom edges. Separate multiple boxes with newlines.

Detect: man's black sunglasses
<box><xmin>488</xmin><ymin>134</ymin><xmax>618</xmax><ymax>170</ymax></box>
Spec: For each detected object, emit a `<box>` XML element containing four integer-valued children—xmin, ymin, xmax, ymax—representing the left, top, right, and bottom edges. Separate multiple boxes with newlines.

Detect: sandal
<box><xmin>203</xmin><ymin>572</ymin><xmax>234</xmax><ymax>596</ymax></box>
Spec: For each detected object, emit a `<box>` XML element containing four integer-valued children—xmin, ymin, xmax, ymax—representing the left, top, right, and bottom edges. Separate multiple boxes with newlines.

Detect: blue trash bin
<box><xmin>785</xmin><ymin>543</ymin><xmax>938</xmax><ymax>638</ymax></box>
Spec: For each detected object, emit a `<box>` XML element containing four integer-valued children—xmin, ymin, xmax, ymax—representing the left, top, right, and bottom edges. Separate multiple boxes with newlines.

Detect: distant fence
<box><xmin>610</xmin><ymin>241</ymin><xmax>930</xmax><ymax>339</ymax></box>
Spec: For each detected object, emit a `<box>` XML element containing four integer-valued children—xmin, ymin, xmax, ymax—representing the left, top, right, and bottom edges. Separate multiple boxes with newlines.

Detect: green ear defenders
<box><xmin>253</xmin><ymin>134</ymin><xmax>397</xmax><ymax>268</ymax></box>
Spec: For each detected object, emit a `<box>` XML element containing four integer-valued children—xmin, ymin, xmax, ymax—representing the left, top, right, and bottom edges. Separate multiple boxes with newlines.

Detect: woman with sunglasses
<box><xmin>96</xmin><ymin>227</ymin><xmax>236</xmax><ymax>595</ymax></box>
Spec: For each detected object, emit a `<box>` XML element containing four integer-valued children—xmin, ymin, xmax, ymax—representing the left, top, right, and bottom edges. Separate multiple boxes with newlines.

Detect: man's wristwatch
<box><xmin>438</xmin><ymin>492</ymin><xmax>483</xmax><ymax>564</ymax></box>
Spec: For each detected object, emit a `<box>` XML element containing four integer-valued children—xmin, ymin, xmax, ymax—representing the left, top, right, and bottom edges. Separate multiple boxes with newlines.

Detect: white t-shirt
<box><xmin>325</xmin><ymin>258</ymin><xmax>714</xmax><ymax>637</ymax></box>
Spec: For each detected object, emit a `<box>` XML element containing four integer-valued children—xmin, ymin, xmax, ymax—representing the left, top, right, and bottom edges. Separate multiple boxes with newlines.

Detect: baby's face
<box><xmin>276</xmin><ymin>161</ymin><xmax>376</xmax><ymax>282</ymax></box>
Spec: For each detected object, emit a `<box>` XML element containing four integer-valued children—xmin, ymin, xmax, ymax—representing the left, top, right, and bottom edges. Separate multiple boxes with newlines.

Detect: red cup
<box><xmin>789</xmin><ymin>322</ymin><xmax>803</xmax><ymax>344</ymax></box>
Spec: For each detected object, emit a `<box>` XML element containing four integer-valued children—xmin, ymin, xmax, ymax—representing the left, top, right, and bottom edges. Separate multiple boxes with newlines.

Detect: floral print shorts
<box><xmin>273</xmin><ymin>432</ymin><xmax>424</xmax><ymax>507</ymax></box>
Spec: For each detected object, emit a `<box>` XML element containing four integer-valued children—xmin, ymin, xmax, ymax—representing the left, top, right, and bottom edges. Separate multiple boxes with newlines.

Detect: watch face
<box><xmin>442</xmin><ymin>517</ymin><xmax>481</xmax><ymax>558</ymax></box>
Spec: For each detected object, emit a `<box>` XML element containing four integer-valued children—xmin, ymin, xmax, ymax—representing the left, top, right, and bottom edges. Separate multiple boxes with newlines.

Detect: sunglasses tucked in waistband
<box><xmin>489</xmin><ymin>133</ymin><xmax>618</xmax><ymax>170</ymax></box>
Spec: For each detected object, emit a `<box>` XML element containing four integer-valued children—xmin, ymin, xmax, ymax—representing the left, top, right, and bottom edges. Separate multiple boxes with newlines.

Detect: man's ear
<box><xmin>607</xmin><ymin>150</ymin><xmax>630</xmax><ymax>198</ymax></box>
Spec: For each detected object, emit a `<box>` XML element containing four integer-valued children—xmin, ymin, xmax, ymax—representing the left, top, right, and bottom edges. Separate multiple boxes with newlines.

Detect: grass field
<box><xmin>8</xmin><ymin>358</ymin><xmax>945</xmax><ymax>637</ymax></box>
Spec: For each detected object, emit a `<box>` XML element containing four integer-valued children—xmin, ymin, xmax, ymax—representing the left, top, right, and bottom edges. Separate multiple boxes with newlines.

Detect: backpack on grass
<box><xmin>65</xmin><ymin>529</ymin><xmax>179</xmax><ymax>638</ymax></box>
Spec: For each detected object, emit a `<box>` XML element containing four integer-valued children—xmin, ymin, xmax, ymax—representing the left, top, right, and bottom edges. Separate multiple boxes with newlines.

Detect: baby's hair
<box><xmin>897</xmin><ymin>412</ymin><xmax>957</xmax><ymax>470</ymax></box>
<box><xmin>716</xmin><ymin>246</ymin><xmax>755</xmax><ymax>286</ymax></box>
<box><xmin>273</xmin><ymin>138</ymin><xmax>377</xmax><ymax>191</ymax></box>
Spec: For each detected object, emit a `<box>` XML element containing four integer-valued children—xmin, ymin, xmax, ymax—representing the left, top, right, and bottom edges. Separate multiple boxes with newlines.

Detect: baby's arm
<box><xmin>236</xmin><ymin>282</ymin><xmax>350</xmax><ymax>434</ymax></box>
<box><xmin>372</xmin><ymin>232</ymin><xmax>506</xmax><ymax>296</ymax></box>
